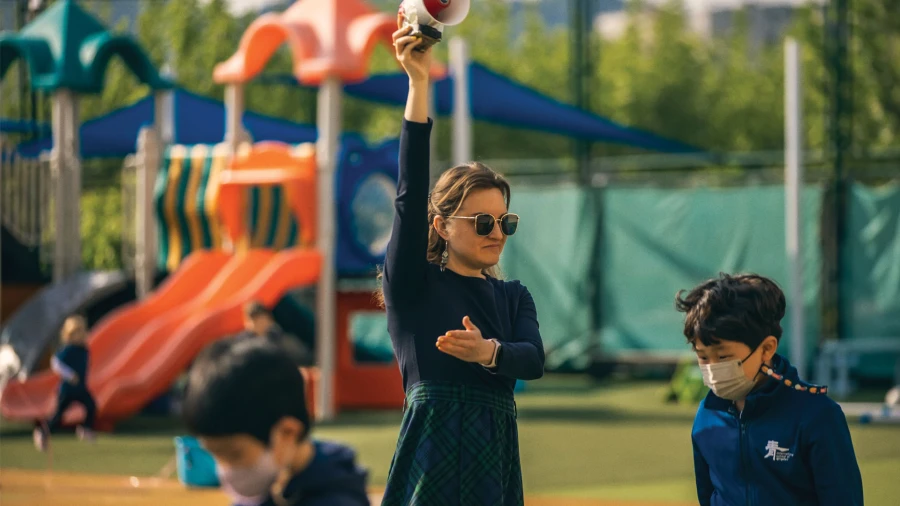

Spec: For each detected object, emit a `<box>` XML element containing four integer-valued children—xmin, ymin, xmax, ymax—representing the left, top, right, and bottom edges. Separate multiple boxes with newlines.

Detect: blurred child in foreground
<box><xmin>182</xmin><ymin>337</ymin><xmax>369</xmax><ymax>506</ymax></box>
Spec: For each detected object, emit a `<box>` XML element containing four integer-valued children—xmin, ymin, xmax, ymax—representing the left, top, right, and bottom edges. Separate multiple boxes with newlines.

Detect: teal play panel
<box><xmin>0</xmin><ymin>0</ymin><xmax>171</xmax><ymax>93</ymax></box>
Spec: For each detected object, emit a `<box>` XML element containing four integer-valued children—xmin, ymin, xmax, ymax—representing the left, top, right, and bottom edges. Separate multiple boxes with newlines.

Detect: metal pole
<box><xmin>573</xmin><ymin>0</ymin><xmax>601</xmax><ymax>361</ymax></box>
<box><xmin>315</xmin><ymin>76</ymin><xmax>341</xmax><ymax>422</ymax></box>
<box><xmin>449</xmin><ymin>37</ymin><xmax>472</xmax><ymax>166</ymax></box>
<box><xmin>69</xmin><ymin>92</ymin><xmax>81</xmax><ymax>278</ymax></box>
<box><xmin>570</xmin><ymin>0</ymin><xmax>593</xmax><ymax>183</ymax></box>
<box><xmin>580</xmin><ymin>0</ymin><xmax>594</xmax><ymax>181</ymax></box>
<box><xmin>16</xmin><ymin>0</ymin><xmax>27</xmax><ymax>124</ymax></box>
<box><xmin>784</xmin><ymin>38</ymin><xmax>806</xmax><ymax>378</ymax></box>
<box><xmin>50</xmin><ymin>90</ymin><xmax>80</xmax><ymax>282</ymax></box>
<box><xmin>26</xmin><ymin>0</ymin><xmax>44</xmax><ymax>141</ymax></box>
<box><xmin>224</xmin><ymin>84</ymin><xmax>245</xmax><ymax>152</ymax></box>
<box><xmin>822</xmin><ymin>0</ymin><xmax>851</xmax><ymax>344</ymax></box>
<box><xmin>50</xmin><ymin>92</ymin><xmax>62</xmax><ymax>282</ymax></box>
<box><xmin>159</xmin><ymin>63</ymin><xmax>176</xmax><ymax>146</ymax></box>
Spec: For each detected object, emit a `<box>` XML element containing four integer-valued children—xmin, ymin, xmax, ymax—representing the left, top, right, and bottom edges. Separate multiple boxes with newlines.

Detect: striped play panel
<box><xmin>154</xmin><ymin>143</ymin><xmax>300</xmax><ymax>272</ymax></box>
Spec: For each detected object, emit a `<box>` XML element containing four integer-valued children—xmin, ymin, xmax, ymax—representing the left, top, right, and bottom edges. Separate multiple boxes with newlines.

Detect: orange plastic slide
<box><xmin>0</xmin><ymin>247</ymin><xmax>321</xmax><ymax>428</ymax></box>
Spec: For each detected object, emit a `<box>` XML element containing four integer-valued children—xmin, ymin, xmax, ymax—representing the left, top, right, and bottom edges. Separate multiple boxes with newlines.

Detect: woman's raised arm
<box><xmin>382</xmin><ymin>26</ymin><xmax>434</xmax><ymax>305</ymax></box>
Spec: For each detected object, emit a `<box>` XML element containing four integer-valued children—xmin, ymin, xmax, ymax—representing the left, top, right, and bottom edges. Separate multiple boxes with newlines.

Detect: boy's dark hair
<box><xmin>244</xmin><ymin>301</ymin><xmax>271</xmax><ymax>319</ymax></box>
<box><xmin>182</xmin><ymin>338</ymin><xmax>311</xmax><ymax>444</ymax></box>
<box><xmin>675</xmin><ymin>272</ymin><xmax>786</xmax><ymax>349</ymax></box>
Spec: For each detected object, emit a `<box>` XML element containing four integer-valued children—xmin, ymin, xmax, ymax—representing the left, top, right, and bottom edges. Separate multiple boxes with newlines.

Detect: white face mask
<box><xmin>700</xmin><ymin>348</ymin><xmax>761</xmax><ymax>401</ymax></box>
<box><xmin>217</xmin><ymin>451</ymin><xmax>280</xmax><ymax>506</ymax></box>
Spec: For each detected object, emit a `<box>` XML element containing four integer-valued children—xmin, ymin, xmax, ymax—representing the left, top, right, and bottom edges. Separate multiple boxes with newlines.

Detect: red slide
<box><xmin>0</xmin><ymin>248</ymin><xmax>321</xmax><ymax>428</ymax></box>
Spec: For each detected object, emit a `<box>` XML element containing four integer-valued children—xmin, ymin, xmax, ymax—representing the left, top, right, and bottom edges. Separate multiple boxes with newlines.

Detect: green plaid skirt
<box><xmin>380</xmin><ymin>381</ymin><xmax>523</xmax><ymax>506</ymax></box>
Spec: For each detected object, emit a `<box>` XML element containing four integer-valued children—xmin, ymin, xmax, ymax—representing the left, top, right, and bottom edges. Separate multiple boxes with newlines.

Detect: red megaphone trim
<box><xmin>423</xmin><ymin>0</ymin><xmax>451</xmax><ymax>17</ymax></box>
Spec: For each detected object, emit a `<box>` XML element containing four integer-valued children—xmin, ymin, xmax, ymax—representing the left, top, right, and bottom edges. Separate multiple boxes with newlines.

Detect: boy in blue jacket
<box><xmin>182</xmin><ymin>337</ymin><xmax>370</xmax><ymax>506</ymax></box>
<box><xmin>675</xmin><ymin>273</ymin><xmax>864</xmax><ymax>506</ymax></box>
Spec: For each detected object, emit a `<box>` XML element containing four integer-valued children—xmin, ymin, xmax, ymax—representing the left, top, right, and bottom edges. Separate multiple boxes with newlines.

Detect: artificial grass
<box><xmin>2</xmin><ymin>378</ymin><xmax>898</xmax><ymax>505</ymax></box>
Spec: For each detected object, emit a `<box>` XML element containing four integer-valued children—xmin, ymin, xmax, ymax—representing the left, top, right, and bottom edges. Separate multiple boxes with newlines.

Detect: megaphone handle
<box><xmin>414</xmin><ymin>40</ymin><xmax>438</xmax><ymax>52</ymax></box>
<box><xmin>412</xmin><ymin>24</ymin><xmax>443</xmax><ymax>51</ymax></box>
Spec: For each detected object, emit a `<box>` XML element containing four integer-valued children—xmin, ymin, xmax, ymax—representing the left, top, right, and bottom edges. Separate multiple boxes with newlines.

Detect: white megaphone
<box><xmin>399</xmin><ymin>0</ymin><xmax>470</xmax><ymax>52</ymax></box>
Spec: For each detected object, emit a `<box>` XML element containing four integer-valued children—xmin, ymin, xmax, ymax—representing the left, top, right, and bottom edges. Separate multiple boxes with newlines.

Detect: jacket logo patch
<box><xmin>764</xmin><ymin>440</ymin><xmax>793</xmax><ymax>462</ymax></box>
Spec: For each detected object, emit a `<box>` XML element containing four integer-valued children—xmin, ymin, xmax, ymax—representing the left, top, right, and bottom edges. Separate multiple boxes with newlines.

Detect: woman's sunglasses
<box><xmin>447</xmin><ymin>213</ymin><xmax>519</xmax><ymax>237</ymax></box>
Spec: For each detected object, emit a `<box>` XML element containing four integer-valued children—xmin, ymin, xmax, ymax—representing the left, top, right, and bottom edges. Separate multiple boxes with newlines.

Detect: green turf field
<box><xmin>2</xmin><ymin>378</ymin><xmax>899</xmax><ymax>505</ymax></box>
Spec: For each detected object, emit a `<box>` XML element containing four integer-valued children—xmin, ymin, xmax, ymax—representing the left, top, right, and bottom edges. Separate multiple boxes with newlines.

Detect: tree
<box><xmin>593</xmin><ymin>1</ymin><xmax>789</xmax><ymax>154</ymax></box>
<box><xmin>786</xmin><ymin>0</ymin><xmax>900</xmax><ymax>155</ymax></box>
<box><xmin>5</xmin><ymin>0</ymin><xmax>897</xmax><ymax>163</ymax></box>
<box><xmin>848</xmin><ymin>0</ymin><xmax>900</xmax><ymax>150</ymax></box>
<box><xmin>341</xmin><ymin>0</ymin><xmax>578</xmax><ymax>164</ymax></box>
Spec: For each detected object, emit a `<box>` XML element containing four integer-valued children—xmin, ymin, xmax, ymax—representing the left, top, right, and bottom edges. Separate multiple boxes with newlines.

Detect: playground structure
<box><xmin>0</xmin><ymin>0</ymin><xmax>447</xmax><ymax>428</ymax></box>
<box><xmin>0</xmin><ymin>0</ymin><xmax>172</xmax><ymax>285</ymax></box>
<box><xmin>4</xmin><ymin>121</ymin><xmax>406</xmax><ymax>426</ymax></box>
<box><xmin>210</xmin><ymin>0</ymin><xmax>428</xmax><ymax>420</ymax></box>
<box><xmin>1</xmin><ymin>0</ymin><xmax>417</xmax><ymax>427</ymax></box>
<box><xmin>0</xmin><ymin>0</ymin><xmax>171</xmax><ymax>389</ymax></box>
<box><xmin>1</xmin><ymin>145</ymin><xmax>323</xmax><ymax>428</ymax></box>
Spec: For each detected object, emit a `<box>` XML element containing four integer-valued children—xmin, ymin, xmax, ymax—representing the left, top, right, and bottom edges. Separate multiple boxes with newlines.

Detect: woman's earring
<box><xmin>440</xmin><ymin>242</ymin><xmax>449</xmax><ymax>272</ymax></box>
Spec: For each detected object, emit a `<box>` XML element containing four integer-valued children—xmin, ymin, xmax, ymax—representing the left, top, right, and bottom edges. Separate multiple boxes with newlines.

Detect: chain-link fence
<box><xmin>485</xmin><ymin>151</ymin><xmax>899</xmax><ymax>379</ymax></box>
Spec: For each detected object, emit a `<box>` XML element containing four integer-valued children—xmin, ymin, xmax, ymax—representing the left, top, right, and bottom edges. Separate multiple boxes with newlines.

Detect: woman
<box><xmin>378</xmin><ymin>23</ymin><xmax>545</xmax><ymax>506</ymax></box>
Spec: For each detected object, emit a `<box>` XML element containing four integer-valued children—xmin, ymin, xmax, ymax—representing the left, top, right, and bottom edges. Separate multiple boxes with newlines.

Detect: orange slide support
<box><xmin>0</xmin><ymin>141</ymin><xmax>321</xmax><ymax>429</ymax></box>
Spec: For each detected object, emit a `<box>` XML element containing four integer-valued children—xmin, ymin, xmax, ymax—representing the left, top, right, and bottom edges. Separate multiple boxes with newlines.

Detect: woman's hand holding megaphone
<box><xmin>394</xmin><ymin>16</ymin><xmax>432</xmax><ymax>85</ymax></box>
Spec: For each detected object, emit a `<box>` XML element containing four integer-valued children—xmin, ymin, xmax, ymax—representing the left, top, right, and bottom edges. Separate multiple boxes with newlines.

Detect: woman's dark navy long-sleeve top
<box><xmin>382</xmin><ymin>118</ymin><xmax>545</xmax><ymax>394</ymax></box>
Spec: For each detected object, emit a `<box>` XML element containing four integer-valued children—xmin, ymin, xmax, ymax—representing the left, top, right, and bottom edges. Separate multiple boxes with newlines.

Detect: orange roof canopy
<box><xmin>213</xmin><ymin>0</ymin><xmax>446</xmax><ymax>86</ymax></box>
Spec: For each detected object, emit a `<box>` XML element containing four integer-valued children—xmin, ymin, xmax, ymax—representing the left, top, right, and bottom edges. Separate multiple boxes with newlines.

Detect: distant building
<box><xmin>594</xmin><ymin>0</ymin><xmax>824</xmax><ymax>47</ymax></box>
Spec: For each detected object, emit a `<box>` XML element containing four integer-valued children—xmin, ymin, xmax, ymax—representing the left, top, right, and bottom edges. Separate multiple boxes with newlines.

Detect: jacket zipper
<box><xmin>740</xmin><ymin>411</ymin><xmax>751</xmax><ymax>506</ymax></box>
<box><xmin>733</xmin><ymin>405</ymin><xmax>751</xmax><ymax>506</ymax></box>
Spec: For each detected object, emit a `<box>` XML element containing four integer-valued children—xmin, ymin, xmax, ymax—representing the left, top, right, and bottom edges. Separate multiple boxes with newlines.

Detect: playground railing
<box><xmin>120</xmin><ymin>154</ymin><xmax>138</xmax><ymax>274</ymax></box>
<box><xmin>0</xmin><ymin>142</ymin><xmax>55</xmax><ymax>267</ymax></box>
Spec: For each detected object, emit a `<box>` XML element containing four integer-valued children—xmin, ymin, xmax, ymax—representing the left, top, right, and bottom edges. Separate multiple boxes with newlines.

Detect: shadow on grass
<box><xmin>318</xmin><ymin>410</ymin><xmax>405</xmax><ymax>428</ymax></box>
<box><xmin>0</xmin><ymin>415</ymin><xmax>189</xmax><ymax>438</ymax></box>
<box><xmin>516</xmin><ymin>405</ymin><xmax>696</xmax><ymax>424</ymax></box>
<box><xmin>326</xmin><ymin>404</ymin><xmax>698</xmax><ymax>427</ymax></box>
<box><xmin>523</xmin><ymin>377</ymin><xmax>672</xmax><ymax>394</ymax></box>
<box><xmin>0</xmin><ymin>409</ymin><xmax>407</xmax><ymax>439</ymax></box>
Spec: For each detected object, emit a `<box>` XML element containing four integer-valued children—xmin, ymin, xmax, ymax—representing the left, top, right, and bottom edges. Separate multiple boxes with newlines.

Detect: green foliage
<box><xmin>843</xmin><ymin>0</ymin><xmax>900</xmax><ymax>149</ymax></box>
<box><xmin>2</xmin><ymin>0</ymin><xmax>898</xmax><ymax>271</ymax></box>
<box><xmin>4</xmin><ymin>0</ymin><xmax>897</xmax><ymax>156</ymax></box>
<box><xmin>80</xmin><ymin>187</ymin><xmax>124</xmax><ymax>270</ymax></box>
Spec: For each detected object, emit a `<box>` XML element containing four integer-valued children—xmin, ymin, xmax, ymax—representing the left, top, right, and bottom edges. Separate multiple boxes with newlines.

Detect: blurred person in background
<box><xmin>374</xmin><ymin>17</ymin><xmax>545</xmax><ymax>506</ymax></box>
<box><xmin>33</xmin><ymin>314</ymin><xmax>97</xmax><ymax>451</ymax></box>
<box><xmin>239</xmin><ymin>301</ymin><xmax>313</xmax><ymax>367</ymax></box>
<box><xmin>676</xmin><ymin>273</ymin><xmax>863</xmax><ymax>506</ymax></box>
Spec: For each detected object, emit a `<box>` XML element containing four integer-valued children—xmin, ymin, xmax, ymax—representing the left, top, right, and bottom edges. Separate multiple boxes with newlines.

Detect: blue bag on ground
<box><xmin>174</xmin><ymin>435</ymin><xmax>220</xmax><ymax>487</ymax></box>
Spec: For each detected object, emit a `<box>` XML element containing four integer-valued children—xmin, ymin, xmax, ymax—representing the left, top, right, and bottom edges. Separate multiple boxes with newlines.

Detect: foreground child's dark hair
<box><xmin>675</xmin><ymin>272</ymin><xmax>786</xmax><ymax>349</ymax></box>
<box><xmin>182</xmin><ymin>338</ymin><xmax>311</xmax><ymax>444</ymax></box>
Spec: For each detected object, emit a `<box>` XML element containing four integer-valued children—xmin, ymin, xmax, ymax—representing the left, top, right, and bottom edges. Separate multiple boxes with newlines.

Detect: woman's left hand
<box><xmin>437</xmin><ymin>316</ymin><xmax>495</xmax><ymax>365</ymax></box>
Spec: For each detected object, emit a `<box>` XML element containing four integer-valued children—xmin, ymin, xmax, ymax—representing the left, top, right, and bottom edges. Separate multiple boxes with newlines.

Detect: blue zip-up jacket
<box><xmin>692</xmin><ymin>354</ymin><xmax>864</xmax><ymax>506</ymax></box>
